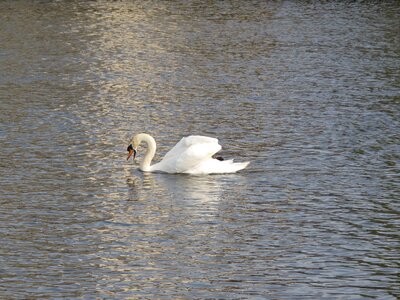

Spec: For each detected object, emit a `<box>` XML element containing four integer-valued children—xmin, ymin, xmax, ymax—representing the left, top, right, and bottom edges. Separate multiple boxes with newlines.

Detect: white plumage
<box><xmin>127</xmin><ymin>133</ymin><xmax>249</xmax><ymax>175</ymax></box>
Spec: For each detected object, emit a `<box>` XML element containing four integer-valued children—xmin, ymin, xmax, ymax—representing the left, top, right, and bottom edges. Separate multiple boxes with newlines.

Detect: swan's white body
<box><xmin>128</xmin><ymin>133</ymin><xmax>249</xmax><ymax>174</ymax></box>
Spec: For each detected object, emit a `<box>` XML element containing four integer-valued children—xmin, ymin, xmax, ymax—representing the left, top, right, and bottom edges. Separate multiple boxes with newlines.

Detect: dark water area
<box><xmin>0</xmin><ymin>1</ymin><xmax>399</xmax><ymax>298</ymax></box>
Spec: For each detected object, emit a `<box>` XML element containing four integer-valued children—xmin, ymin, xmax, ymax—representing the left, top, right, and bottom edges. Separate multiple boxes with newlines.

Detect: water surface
<box><xmin>0</xmin><ymin>1</ymin><xmax>399</xmax><ymax>299</ymax></box>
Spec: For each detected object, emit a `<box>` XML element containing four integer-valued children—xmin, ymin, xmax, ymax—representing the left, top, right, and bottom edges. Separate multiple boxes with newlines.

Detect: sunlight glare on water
<box><xmin>0</xmin><ymin>1</ymin><xmax>399</xmax><ymax>299</ymax></box>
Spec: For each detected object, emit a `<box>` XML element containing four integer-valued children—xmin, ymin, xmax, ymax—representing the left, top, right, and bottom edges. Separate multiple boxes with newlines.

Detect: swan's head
<box><xmin>127</xmin><ymin>134</ymin><xmax>155</xmax><ymax>161</ymax></box>
<box><xmin>126</xmin><ymin>144</ymin><xmax>137</xmax><ymax>160</ymax></box>
<box><xmin>127</xmin><ymin>134</ymin><xmax>141</xmax><ymax>160</ymax></box>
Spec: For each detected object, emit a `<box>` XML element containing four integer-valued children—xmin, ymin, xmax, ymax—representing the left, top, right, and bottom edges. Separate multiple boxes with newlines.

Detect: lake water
<box><xmin>0</xmin><ymin>1</ymin><xmax>399</xmax><ymax>299</ymax></box>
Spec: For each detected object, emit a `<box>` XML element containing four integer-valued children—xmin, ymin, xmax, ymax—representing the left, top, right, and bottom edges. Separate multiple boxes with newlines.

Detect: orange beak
<box><xmin>127</xmin><ymin>149</ymin><xmax>133</xmax><ymax>160</ymax></box>
<box><xmin>127</xmin><ymin>144</ymin><xmax>137</xmax><ymax>160</ymax></box>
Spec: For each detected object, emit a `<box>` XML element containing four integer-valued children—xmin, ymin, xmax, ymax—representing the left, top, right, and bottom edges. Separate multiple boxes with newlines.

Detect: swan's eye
<box><xmin>127</xmin><ymin>144</ymin><xmax>133</xmax><ymax>152</ymax></box>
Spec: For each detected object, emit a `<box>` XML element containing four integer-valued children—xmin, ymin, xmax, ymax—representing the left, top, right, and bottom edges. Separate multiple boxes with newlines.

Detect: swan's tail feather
<box><xmin>215</xmin><ymin>160</ymin><xmax>250</xmax><ymax>173</ymax></box>
<box><xmin>183</xmin><ymin>159</ymin><xmax>250</xmax><ymax>174</ymax></box>
<box><xmin>229</xmin><ymin>161</ymin><xmax>250</xmax><ymax>173</ymax></box>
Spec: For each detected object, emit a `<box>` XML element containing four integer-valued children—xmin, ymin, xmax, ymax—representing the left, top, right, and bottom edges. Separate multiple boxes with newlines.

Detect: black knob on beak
<box><xmin>127</xmin><ymin>144</ymin><xmax>137</xmax><ymax>160</ymax></box>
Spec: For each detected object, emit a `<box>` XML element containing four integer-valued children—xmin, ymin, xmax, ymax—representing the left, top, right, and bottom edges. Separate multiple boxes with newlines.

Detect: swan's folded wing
<box><xmin>173</xmin><ymin>142</ymin><xmax>222</xmax><ymax>173</ymax></box>
<box><xmin>163</xmin><ymin>135</ymin><xmax>219</xmax><ymax>161</ymax></box>
<box><xmin>182</xmin><ymin>135</ymin><xmax>219</xmax><ymax>146</ymax></box>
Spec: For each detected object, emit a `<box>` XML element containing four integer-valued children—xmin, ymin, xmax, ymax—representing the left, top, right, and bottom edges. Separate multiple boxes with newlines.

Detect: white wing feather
<box><xmin>163</xmin><ymin>136</ymin><xmax>219</xmax><ymax>161</ymax></box>
<box><xmin>148</xmin><ymin>135</ymin><xmax>249</xmax><ymax>174</ymax></box>
<box><xmin>174</xmin><ymin>142</ymin><xmax>221</xmax><ymax>173</ymax></box>
<box><xmin>152</xmin><ymin>136</ymin><xmax>221</xmax><ymax>173</ymax></box>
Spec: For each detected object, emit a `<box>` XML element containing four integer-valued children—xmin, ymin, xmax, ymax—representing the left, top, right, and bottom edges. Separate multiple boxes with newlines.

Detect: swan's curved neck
<box><xmin>137</xmin><ymin>134</ymin><xmax>156</xmax><ymax>171</ymax></box>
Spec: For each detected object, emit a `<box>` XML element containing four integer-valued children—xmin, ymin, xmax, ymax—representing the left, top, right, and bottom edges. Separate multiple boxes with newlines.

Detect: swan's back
<box><xmin>151</xmin><ymin>135</ymin><xmax>249</xmax><ymax>174</ymax></box>
<box><xmin>162</xmin><ymin>135</ymin><xmax>220</xmax><ymax>161</ymax></box>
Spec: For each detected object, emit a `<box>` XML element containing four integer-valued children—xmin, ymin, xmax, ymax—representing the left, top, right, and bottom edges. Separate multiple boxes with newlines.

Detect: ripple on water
<box><xmin>0</xmin><ymin>1</ymin><xmax>399</xmax><ymax>299</ymax></box>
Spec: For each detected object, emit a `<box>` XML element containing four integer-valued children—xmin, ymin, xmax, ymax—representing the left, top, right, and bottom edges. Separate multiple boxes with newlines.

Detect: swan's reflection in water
<box><xmin>126</xmin><ymin>171</ymin><xmax>227</xmax><ymax>213</ymax></box>
<box><xmin>93</xmin><ymin>173</ymin><xmax>227</xmax><ymax>296</ymax></box>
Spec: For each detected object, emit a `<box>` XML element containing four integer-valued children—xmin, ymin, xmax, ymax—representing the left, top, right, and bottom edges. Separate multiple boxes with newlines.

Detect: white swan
<box><xmin>127</xmin><ymin>133</ymin><xmax>249</xmax><ymax>174</ymax></box>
